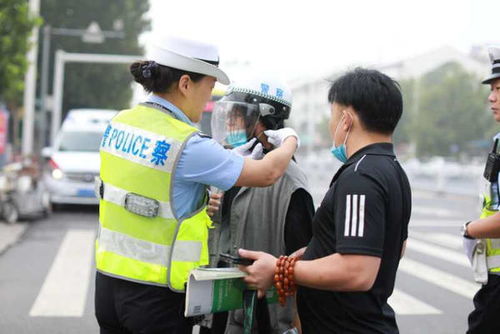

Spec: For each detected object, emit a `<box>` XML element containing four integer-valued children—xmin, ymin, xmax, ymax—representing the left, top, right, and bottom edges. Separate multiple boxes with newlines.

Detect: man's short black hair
<box><xmin>328</xmin><ymin>68</ymin><xmax>403</xmax><ymax>134</ymax></box>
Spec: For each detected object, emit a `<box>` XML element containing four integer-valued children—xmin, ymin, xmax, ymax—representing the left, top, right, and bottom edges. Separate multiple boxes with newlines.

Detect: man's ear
<box><xmin>343</xmin><ymin>108</ymin><xmax>356</xmax><ymax>131</ymax></box>
<box><xmin>177</xmin><ymin>75</ymin><xmax>191</xmax><ymax>97</ymax></box>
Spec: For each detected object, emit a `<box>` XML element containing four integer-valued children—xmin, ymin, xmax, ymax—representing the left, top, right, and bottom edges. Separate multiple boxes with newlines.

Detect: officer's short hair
<box><xmin>328</xmin><ymin>68</ymin><xmax>403</xmax><ymax>135</ymax></box>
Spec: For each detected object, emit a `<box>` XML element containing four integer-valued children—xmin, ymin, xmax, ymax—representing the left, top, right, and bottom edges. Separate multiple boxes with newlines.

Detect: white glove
<box><xmin>231</xmin><ymin>138</ymin><xmax>264</xmax><ymax>160</ymax></box>
<box><xmin>264</xmin><ymin>128</ymin><xmax>300</xmax><ymax>148</ymax></box>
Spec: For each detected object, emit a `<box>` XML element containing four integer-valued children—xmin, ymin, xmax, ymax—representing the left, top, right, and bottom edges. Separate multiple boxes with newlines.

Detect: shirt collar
<box><xmin>345</xmin><ymin>142</ymin><xmax>395</xmax><ymax>165</ymax></box>
<box><xmin>145</xmin><ymin>95</ymin><xmax>194</xmax><ymax>126</ymax></box>
<box><xmin>330</xmin><ymin>142</ymin><xmax>395</xmax><ymax>186</ymax></box>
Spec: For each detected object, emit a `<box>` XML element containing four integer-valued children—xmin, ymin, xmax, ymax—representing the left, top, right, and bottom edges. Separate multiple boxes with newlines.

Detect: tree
<box><xmin>39</xmin><ymin>0</ymin><xmax>150</xmax><ymax>117</ymax></box>
<box><xmin>393</xmin><ymin>78</ymin><xmax>417</xmax><ymax>156</ymax></box>
<box><xmin>412</xmin><ymin>62</ymin><xmax>491</xmax><ymax>158</ymax></box>
<box><xmin>0</xmin><ymin>0</ymin><xmax>39</xmax><ymax>107</ymax></box>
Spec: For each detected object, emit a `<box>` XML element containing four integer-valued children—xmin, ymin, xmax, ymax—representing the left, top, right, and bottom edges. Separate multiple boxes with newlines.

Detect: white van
<box><xmin>42</xmin><ymin>108</ymin><xmax>117</xmax><ymax>205</ymax></box>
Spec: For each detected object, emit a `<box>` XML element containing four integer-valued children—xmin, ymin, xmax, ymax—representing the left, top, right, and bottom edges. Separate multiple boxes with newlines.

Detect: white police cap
<box><xmin>482</xmin><ymin>47</ymin><xmax>500</xmax><ymax>84</ymax></box>
<box><xmin>148</xmin><ymin>35</ymin><xmax>230</xmax><ymax>85</ymax></box>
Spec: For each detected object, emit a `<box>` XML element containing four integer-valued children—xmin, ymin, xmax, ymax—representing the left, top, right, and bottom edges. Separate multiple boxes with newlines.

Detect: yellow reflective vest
<box><xmin>480</xmin><ymin>194</ymin><xmax>500</xmax><ymax>273</ymax></box>
<box><xmin>96</xmin><ymin>103</ymin><xmax>212</xmax><ymax>292</ymax></box>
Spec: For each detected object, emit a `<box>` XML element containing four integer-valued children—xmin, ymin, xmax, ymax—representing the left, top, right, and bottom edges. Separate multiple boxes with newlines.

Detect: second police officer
<box><xmin>463</xmin><ymin>46</ymin><xmax>500</xmax><ymax>334</ymax></box>
<box><xmin>208</xmin><ymin>74</ymin><xmax>315</xmax><ymax>333</ymax></box>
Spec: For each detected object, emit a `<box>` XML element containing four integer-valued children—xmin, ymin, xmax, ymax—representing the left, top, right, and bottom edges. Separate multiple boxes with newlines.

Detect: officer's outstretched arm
<box><xmin>467</xmin><ymin>212</ymin><xmax>500</xmax><ymax>238</ymax></box>
<box><xmin>235</xmin><ymin>136</ymin><xmax>297</xmax><ymax>187</ymax></box>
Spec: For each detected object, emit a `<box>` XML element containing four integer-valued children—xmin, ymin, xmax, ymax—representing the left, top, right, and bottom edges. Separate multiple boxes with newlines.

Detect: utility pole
<box><xmin>22</xmin><ymin>0</ymin><xmax>40</xmax><ymax>155</ymax></box>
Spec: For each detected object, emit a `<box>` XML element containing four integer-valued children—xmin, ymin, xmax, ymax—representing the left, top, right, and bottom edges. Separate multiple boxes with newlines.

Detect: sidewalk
<box><xmin>0</xmin><ymin>222</ymin><xmax>27</xmax><ymax>255</ymax></box>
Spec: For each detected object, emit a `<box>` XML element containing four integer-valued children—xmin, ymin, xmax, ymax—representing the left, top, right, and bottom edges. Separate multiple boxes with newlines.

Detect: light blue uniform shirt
<box><xmin>146</xmin><ymin>95</ymin><xmax>244</xmax><ymax>220</ymax></box>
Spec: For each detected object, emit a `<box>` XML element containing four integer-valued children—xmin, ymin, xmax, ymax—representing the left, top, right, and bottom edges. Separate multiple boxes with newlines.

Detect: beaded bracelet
<box><xmin>274</xmin><ymin>255</ymin><xmax>298</xmax><ymax>306</ymax></box>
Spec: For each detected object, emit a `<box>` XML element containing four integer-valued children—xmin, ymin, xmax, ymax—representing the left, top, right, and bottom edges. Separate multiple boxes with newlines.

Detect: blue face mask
<box><xmin>226</xmin><ymin>129</ymin><xmax>248</xmax><ymax>147</ymax></box>
<box><xmin>330</xmin><ymin>143</ymin><xmax>348</xmax><ymax>163</ymax></box>
<box><xmin>330</xmin><ymin>114</ymin><xmax>350</xmax><ymax>163</ymax></box>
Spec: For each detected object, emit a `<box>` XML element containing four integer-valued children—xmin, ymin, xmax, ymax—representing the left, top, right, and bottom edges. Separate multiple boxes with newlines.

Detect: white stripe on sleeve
<box><xmin>351</xmin><ymin>194</ymin><xmax>358</xmax><ymax>237</ymax></box>
<box><xmin>358</xmin><ymin>195</ymin><xmax>366</xmax><ymax>237</ymax></box>
<box><xmin>344</xmin><ymin>194</ymin><xmax>351</xmax><ymax>237</ymax></box>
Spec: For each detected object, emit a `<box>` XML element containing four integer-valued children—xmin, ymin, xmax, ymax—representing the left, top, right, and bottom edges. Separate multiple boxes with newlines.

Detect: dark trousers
<box><xmin>95</xmin><ymin>271</ymin><xmax>193</xmax><ymax>334</ymax></box>
<box><xmin>467</xmin><ymin>274</ymin><xmax>500</xmax><ymax>334</ymax></box>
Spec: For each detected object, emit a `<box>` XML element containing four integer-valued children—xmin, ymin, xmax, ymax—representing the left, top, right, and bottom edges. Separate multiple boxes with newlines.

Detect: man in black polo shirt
<box><xmin>239</xmin><ymin>68</ymin><xmax>411</xmax><ymax>333</ymax></box>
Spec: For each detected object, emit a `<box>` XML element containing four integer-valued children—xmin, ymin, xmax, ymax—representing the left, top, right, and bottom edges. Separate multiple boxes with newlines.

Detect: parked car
<box><xmin>42</xmin><ymin>108</ymin><xmax>117</xmax><ymax>206</ymax></box>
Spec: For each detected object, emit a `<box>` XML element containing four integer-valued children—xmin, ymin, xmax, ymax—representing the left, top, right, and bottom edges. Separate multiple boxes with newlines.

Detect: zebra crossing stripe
<box><xmin>410</xmin><ymin>231</ymin><xmax>462</xmax><ymax>250</ymax></box>
<box><xmin>399</xmin><ymin>258</ymin><xmax>480</xmax><ymax>299</ymax></box>
<box><xmin>29</xmin><ymin>229</ymin><xmax>95</xmax><ymax>317</ymax></box>
<box><xmin>344</xmin><ymin>194</ymin><xmax>365</xmax><ymax>237</ymax></box>
<box><xmin>389</xmin><ymin>289</ymin><xmax>442</xmax><ymax>315</ymax></box>
<box><xmin>406</xmin><ymin>238</ymin><xmax>469</xmax><ymax>267</ymax></box>
<box><xmin>412</xmin><ymin>206</ymin><xmax>456</xmax><ymax>218</ymax></box>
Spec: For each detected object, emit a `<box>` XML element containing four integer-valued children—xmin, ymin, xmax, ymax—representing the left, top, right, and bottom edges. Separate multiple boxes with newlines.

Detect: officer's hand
<box><xmin>207</xmin><ymin>192</ymin><xmax>222</xmax><ymax>217</ymax></box>
<box><xmin>231</xmin><ymin>138</ymin><xmax>264</xmax><ymax>160</ymax></box>
<box><xmin>250</xmin><ymin>142</ymin><xmax>264</xmax><ymax>160</ymax></box>
<box><xmin>264</xmin><ymin>128</ymin><xmax>300</xmax><ymax>148</ymax></box>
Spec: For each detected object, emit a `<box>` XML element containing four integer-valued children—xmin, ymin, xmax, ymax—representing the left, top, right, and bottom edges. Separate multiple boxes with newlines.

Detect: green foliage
<box><xmin>395</xmin><ymin>62</ymin><xmax>494</xmax><ymax>158</ymax></box>
<box><xmin>40</xmin><ymin>0</ymin><xmax>150</xmax><ymax>114</ymax></box>
<box><xmin>393</xmin><ymin>78</ymin><xmax>416</xmax><ymax>145</ymax></box>
<box><xmin>0</xmin><ymin>0</ymin><xmax>39</xmax><ymax>105</ymax></box>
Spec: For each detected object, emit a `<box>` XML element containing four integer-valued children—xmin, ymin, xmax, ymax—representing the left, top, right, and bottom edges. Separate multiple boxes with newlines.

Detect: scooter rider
<box><xmin>207</xmin><ymin>75</ymin><xmax>314</xmax><ymax>334</ymax></box>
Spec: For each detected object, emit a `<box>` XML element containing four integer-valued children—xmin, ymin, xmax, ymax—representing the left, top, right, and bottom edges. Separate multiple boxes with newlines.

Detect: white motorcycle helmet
<box><xmin>211</xmin><ymin>75</ymin><xmax>292</xmax><ymax>148</ymax></box>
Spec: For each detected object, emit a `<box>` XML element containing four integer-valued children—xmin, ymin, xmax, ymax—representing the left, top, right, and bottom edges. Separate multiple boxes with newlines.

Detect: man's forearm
<box><xmin>294</xmin><ymin>253</ymin><xmax>380</xmax><ymax>292</ymax></box>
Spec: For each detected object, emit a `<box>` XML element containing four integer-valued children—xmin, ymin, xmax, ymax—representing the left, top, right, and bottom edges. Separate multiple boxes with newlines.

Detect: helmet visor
<box><xmin>211</xmin><ymin>101</ymin><xmax>261</xmax><ymax>147</ymax></box>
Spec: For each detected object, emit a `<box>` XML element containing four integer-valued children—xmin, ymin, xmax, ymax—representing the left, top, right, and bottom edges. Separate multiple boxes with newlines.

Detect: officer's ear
<box><xmin>177</xmin><ymin>74</ymin><xmax>191</xmax><ymax>97</ymax></box>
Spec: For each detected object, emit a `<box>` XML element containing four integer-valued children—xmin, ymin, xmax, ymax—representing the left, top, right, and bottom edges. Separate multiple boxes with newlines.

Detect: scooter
<box><xmin>0</xmin><ymin>161</ymin><xmax>51</xmax><ymax>224</ymax></box>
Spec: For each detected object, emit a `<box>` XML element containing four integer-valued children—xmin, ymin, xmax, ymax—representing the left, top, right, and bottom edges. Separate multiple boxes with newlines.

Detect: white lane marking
<box><xmin>412</xmin><ymin>206</ymin><xmax>457</xmax><ymax>218</ymax></box>
<box><xmin>30</xmin><ymin>229</ymin><xmax>95</xmax><ymax>317</ymax></box>
<box><xmin>398</xmin><ymin>258</ymin><xmax>480</xmax><ymax>299</ymax></box>
<box><xmin>410</xmin><ymin>231</ymin><xmax>462</xmax><ymax>250</ymax></box>
<box><xmin>410</xmin><ymin>219</ymin><xmax>460</xmax><ymax>227</ymax></box>
<box><xmin>389</xmin><ymin>289</ymin><xmax>442</xmax><ymax>315</ymax></box>
<box><xmin>406</xmin><ymin>238</ymin><xmax>469</xmax><ymax>267</ymax></box>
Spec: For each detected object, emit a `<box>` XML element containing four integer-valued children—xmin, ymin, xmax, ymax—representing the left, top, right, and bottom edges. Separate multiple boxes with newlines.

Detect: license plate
<box><xmin>77</xmin><ymin>189</ymin><xmax>96</xmax><ymax>198</ymax></box>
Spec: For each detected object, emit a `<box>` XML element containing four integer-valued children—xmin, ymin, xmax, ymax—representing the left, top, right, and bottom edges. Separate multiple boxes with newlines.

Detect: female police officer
<box><xmin>94</xmin><ymin>35</ymin><xmax>299</xmax><ymax>334</ymax></box>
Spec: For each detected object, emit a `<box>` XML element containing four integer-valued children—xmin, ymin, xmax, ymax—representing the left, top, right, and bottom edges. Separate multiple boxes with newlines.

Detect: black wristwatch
<box><xmin>462</xmin><ymin>221</ymin><xmax>474</xmax><ymax>239</ymax></box>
